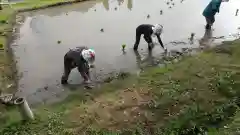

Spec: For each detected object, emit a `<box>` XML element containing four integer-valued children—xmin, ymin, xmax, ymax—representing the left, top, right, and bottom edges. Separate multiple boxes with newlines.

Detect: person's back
<box><xmin>61</xmin><ymin>46</ymin><xmax>95</xmax><ymax>85</ymax></box>
<box><xmin>65</xmin><ymin>46</ymin><xmax>88</xmax><ymax>66</ymax></box>
<box><xmin>134</xmin><ymin>24</ymin><xmax>165</xmax><ymax>50</ymax></box>
<box><xmin>136</xmin><ymin>24</ymin><xmax>154</xmax><ymax>35</ymax></box>
<box><xmin>203</xmin><ymin>0</ymin><xmax>222</xmax><ymax>17</ymax></box>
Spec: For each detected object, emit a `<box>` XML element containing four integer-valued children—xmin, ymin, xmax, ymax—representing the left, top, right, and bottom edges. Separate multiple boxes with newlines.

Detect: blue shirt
<box><xmin>203</xmin><ymin>0</ymin><xmax>222</xmax><ymax>17</ymax></box>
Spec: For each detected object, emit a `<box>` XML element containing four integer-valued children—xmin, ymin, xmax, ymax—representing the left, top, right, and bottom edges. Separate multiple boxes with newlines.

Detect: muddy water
<box><xmin>12</xmin><ymin>0</ymin><xmax>240</xmax><ymax>105</ymax></box>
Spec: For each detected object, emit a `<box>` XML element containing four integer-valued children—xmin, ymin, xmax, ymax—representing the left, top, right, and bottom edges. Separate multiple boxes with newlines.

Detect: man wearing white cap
<box><xmin>61</xmin><ymin>47</ymin><xmax>95</xmax><ymax>85</ymax></box>
<box><xmin>133</xmin><ymin>24</ymin><xmax>166</xmax><ymax>51</ymax></box>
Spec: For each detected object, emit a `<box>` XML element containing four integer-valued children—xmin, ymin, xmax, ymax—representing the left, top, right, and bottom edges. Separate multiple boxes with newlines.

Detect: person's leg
<box><xmin>205</xmin><ymin>17</ymin><xmax>211</xmax><ymax>29</ymax></box>
<box><xmin>134</xmin><ymin>29</ymin><xmax>142</xmax><ymax>50</ymax></box>
<box><xmin>77</xmin><ymin>64</ymin><xmax>90</xmax><ymax>83</ymax></box>
<box><xmin>205</xmin><ymin>16</ymin><xmax>215</xmax><ymax>29</ymax></box>
<box><xmin>84</xmin><ymin>63</ymin><xmax>90</xmax><ymax>79</ymax></box>
<box><xmin>211</xmin><ymin>16</ymin><xmax>215</xmax><ymax>25</ymax></box>
<box><xmin>61</xmin><ymin>57</ymin><xmax>72</xmax><ymax>84</ymax></box>
<box><xmin>143</xmin><ymin>34</ymin><xmax>153</xmax><ymax>50</ymax></box>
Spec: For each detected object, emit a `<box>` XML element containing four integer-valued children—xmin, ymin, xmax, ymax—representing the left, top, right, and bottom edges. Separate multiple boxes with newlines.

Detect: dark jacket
<box><xmin>64</xmin><ymin>46</ymin><xmax>88</xmax><ymax>69</ymax></box>
<box><xmin>136</xmin><ymin>24</ymin><xmax>164</xmax><ymax>47</ymax></box>
<box><xmin>203</xmin><ymin>0</ymin><xmax>222</xmax><ymax>17</ymax></box>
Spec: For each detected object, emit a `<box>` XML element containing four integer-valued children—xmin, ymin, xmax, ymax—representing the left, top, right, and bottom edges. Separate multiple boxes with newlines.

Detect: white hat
<box><xmin>152</xmin><ymin>24</ymin><xmax>163</xmax><ymax>35</ymax></box>
<box><xmin>81</xmin><ymin>49</ymin><xmax>95</xmax><ymax>64</ymax></box>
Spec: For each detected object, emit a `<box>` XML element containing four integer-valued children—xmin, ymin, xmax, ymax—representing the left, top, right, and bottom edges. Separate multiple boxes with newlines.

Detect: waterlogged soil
<box><xmin>11</xmin><ymin>0</ymin><xmax>240</xmax><ymax>105</ymax></box>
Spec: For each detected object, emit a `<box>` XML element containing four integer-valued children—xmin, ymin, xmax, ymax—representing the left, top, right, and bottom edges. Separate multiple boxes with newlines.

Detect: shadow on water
<box><xmin>11</xmin><ymin>0</ymin><xmax>240</xmax><ymax>105</ymax></box>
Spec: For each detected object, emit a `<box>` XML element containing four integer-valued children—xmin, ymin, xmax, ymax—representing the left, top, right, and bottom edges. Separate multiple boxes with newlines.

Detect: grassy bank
<box><xmin>0</xmin><ymin>7</ymin><xmax>15</xmax><ymax>93</ymax></box>
<box><xmin>0</xmin><ymin>40</ymin><xmax>240</xmax><ymax>134</ymax></box>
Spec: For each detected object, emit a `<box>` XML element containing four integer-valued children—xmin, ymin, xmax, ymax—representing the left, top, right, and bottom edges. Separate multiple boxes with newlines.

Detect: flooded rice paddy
<box><xmin>11</xmin><ymin>0</ymin><xmax>240</xmax><ymax>105</ymax></box>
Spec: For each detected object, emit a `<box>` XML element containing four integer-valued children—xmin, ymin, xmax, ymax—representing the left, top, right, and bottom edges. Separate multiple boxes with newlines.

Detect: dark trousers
<box><xmin>205</xmin><ymin>16</ymin><xmax>215</xmax><ymax>26</ymax></box>
<box><xmin>134</xmin><ymin>30</ymin><xmax>153</xmax><ymax>50</ymax></box>
<box><xmin>61</xmin><ymin>56</ymin><xmax>90</xmax><ymax>83</ymax></box>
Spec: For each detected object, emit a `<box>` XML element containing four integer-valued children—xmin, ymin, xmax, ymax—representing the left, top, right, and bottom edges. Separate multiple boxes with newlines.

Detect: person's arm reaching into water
<box><xmin>156</xmin><ymin>34</ymin><xmax>165</xmax><ymax>49</ymax></box>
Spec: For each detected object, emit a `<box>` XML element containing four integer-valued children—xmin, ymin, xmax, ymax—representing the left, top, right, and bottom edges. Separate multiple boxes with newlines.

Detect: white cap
<box><xmin>152</xmin><ymin>24</ymin><xmax>163</xmax><ymax>35</ymax></box>
<box><xmin>81</xmin><ymin>49</ymin><xmax>95</xmax><ymax>65</ymax></box>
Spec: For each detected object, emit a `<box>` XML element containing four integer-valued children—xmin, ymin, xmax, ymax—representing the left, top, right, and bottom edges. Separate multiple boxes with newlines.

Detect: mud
<box><xmin>11</xmin><ymin>0</ymin><xmax>240</xmax><ymax>105</ymax></box>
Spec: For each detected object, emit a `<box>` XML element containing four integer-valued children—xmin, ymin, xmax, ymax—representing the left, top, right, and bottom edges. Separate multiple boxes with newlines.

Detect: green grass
<box><xmin>0</xmin><ymin>6</ymin><xmax>15</xmax><ymax>94</ymax></box>
<box><xmin>12</xmin><ymin>0</ymin><xmax>77</xmax><ymax>10</ymax></box>
<box><xmin>1</xmin><ymin>40</ymin><xmax>240</xmax><ymax>135</ymax></box>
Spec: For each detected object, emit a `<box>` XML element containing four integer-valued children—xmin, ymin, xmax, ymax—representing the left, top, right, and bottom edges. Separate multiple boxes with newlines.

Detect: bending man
<box><xmin>61</xmin><ymin>47</ymin><xmax>95</xmax><ymax>85</ymax></box>
<box><xmin>134</xmin><ymin>24</ymin><xmax>165</xmax><ymax>51</ymax></box>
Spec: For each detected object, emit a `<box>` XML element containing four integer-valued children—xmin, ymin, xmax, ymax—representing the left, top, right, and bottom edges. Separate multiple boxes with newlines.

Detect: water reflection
<box><xmin>127</xmin><ymin>0</ymin><xmax>133</xmax><ymax>10</ymax></box>
<box><xmin>134</xmin><ymin>50</ymin><xmax>143</xmax><ymax>70</ymax></box>
<box><xmin>199</xmin><ymin>29</ymin><xmax>213</xmax><ymax>46</ymax></box>
<box><xmin>117</xmin><ymin>0</ymin><xmax>124</xmax><ymax>6</ymax></box>
<box><xmin>134</xmin><ymin>50</ymin><xmax>155</xmax><ymax>70</ymax></box>
<box><xmin>102</xmin><ymin>0</ymin><xmax>133</xmax><ymax>11</ymax></box>
<box><xmin>102</xmin><ymin>0</ymin><xmax>109</xmax><ymax>11</ymax></box>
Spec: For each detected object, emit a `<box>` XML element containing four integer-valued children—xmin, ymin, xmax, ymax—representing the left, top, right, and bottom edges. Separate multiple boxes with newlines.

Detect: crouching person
<box><xmin>61</xmin><ymin>47</ymin><xmax>95</xmax><ymax>85</ymax></box>
<box><xmin>133</xmin><ymin>24</ymin><xmax>166</xmax><ymax>51</ymax></box>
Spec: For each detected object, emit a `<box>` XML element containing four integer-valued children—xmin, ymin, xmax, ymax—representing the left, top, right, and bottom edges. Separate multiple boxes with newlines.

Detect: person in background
<box><xmin>203</xmin><ymin>0</ymin><xmax>229</xmax><ymax>30</ymax></box>
<box><xmin>61</xmin><ymin>47</ymin><xmax>95</xmax><ymax>85</ymax></box>
<box><xmin>133</xmin><ymin>24</ymin><xmax>166</xmax><ymax>51</ymax></box>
